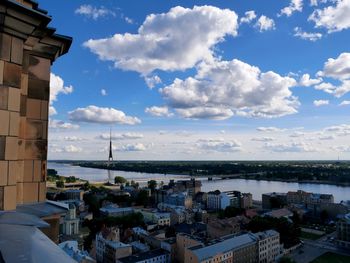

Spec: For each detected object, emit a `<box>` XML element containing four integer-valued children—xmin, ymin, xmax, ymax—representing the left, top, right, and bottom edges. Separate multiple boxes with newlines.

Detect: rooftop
<box><xmin>117</xmin><ymin>249</ymin><xmax>169</xmax><ymax>263</ymax></box>
<box><xmin>189</xmin><ymin>233</ymin><xmax>257</xmax><ymax>261</ymax></box>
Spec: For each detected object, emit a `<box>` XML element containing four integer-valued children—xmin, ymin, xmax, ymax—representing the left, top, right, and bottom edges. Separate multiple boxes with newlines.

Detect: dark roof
<box><xmin>118</xmin><ymin>249</ymin><xmax>169</xmax><ymax>263</ymax></box>
<box><xmin>16</xmin><ymin>201</ymin><xmax>68</xmax><ymax>218</ymax></box>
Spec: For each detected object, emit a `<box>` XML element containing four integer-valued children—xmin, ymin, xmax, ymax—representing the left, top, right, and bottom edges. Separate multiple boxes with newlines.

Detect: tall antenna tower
<box><xmin>108</xmin><ymin>128</ymin><xmax>113</xmax><ymax>167</ymax></box>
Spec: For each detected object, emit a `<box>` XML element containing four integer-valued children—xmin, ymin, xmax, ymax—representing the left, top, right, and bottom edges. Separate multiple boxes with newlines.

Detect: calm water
<box><xmin>48</xmin><ymin>162</ymin><xmax>350</xmax><ymax>202</ymax></box>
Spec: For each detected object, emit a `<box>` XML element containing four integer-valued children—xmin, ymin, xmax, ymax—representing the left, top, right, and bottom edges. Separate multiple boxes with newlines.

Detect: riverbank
<box><xmin>73</xmin><ymin>162</ymin><xmax>350</xmax><ymax>187</ymax></box>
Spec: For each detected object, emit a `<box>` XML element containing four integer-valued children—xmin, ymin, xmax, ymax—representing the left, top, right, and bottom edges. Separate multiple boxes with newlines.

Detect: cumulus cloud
<box><xmin>319</xmin><ymin>134</ymin><xmax>336</xmax><ymax>140</ymax></box>
<box><xmin>251</xmin><ymin>137</ymin><xmax>275</xmax><ymax>142</ymax></box>
<box><xmin>98</xmin><ymin>132</ymin><xmax>144</xmax><ymax>140</ymax></box>
<box><xmin>49</xmin><ymin>120</ymin><xmax>79</xmax><ymax>130</ymax></box>
<box><xmin>293</xmin><ymin>27</ymin><xmax>323</xmax><ymax>41</ymax></box>
<box><xmin>120</xmin><ymin>143</ymin><xmax>146</xmax><ymax>151</ymax></box>
<box><xmin>299</xmin><ymin>73</ymin><xmax>322</xmax><ymax>86</ymax></box>
<box><xmin>264</xmin><ymin>142</ymin><xmax>318</xmax><ymax>152</ymax></box>
<box><xmin>309</xmin><ymin>0</ymin><xmax>350</xmax><ymax>32</ymax></box>
<box><xmin>144</xmin><ymin>75</ymin><xmax>162</xmax><ymax>89</ymax></box>
<box><xmin>50</xmin><ymin>73</ymin><xmax>73</xmax><ymax>116</ymax></box>
<box><xmin>145</xmin><ymin>106</ymin><xmax>173</xmax><ymax>117</ymax></box>
<box><xmin>319</xmin><ymin>53</ymin><xmax>350</xmax><ymax>80</ymax></box>
<box><xmin>240</xmin><ymin>10</ymin><xmax>257</xmax><ymax>24</ymax></box>
<box><xmin>196</xmin><ymin>139</ymin><xmax>242</xmax><ymax>152</ymax></box>
<box><xmin>101</xmin><ymin>89</ymin><xmax>107</xmax><ymax>96</ymax></box>
<box><xmin>315</xmin><ymin>53</ymin><xmax>350</xmax><ymax>97</ymax></box>
<box><xmin>324</xmin><ymin>124</ymin><xmax>350</xmax><ymax>136</ymax></box>
<box><xmin>75</xmin><ymin>5</ymin><xmax>115</xmax><ymax>20</ymax></box>
<box><xmin>339</xmin><ymin>100</ymin><xmax>350</xmax><ymax>106</ymax></box>
<box><xmin>69</xmin><ymin>105</ymin><xmax>141</xmax><ymax>125</ymax></box>
<box><xmin>255</xmin><ymin>16</ymin><xmax>275</xmax><ymax>32</ymax></box>
<box><xmin>84</xmin><ymin>5</ymin><xmax>238</xmax><ymax>75</ymax></box>
<box><xmin>257</xmin><ymin>127</ymin><xmax>288</xmax><ymax>132</ymax></box>
<box><xmin>313</xmin><ymin>99</ymin><xmax>329</xmax><ymax>106</ymax></box>
<box><xmin>160</xmin><ymin>59</ymin><xmax>298</xmax><ymax>120</ymax></box>
<box><xmin>279</xmin><ymin>0</ymin><xmax>303</xmax><ymax>16</ymax></box>
<box><xmin>51</xmin><ymin>145</ymin><xmax>82</xmax><ymax>153</ymax></box>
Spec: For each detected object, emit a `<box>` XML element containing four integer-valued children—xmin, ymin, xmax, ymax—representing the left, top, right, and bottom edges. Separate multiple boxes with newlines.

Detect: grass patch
<box><xmin>300</xmin><ymin>231</ymin><xmax>324</xmax><ymax>240</ymax></box>
<box><xmin>311</xmin><ymin>252</ymin><xmax>350</xmax><ymax>263</ymax></box>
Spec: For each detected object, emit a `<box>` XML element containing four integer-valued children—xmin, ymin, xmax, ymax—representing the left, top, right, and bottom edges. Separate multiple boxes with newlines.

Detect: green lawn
<box><xmin>300</xmin><ymin>231</ymin><xmax>324</xmax><ymax>240</ymax></box>
<box><xmin>311</xmin><ymin>252</ymin><xmax>350</xmax><ymax>263</ymax></box>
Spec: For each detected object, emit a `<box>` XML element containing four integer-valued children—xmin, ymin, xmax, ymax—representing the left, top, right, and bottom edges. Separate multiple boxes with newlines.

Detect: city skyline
<box><xmin>42</xmin><ymin>0</ymin><xmax>350</xmax><ymax>160</ymax></box>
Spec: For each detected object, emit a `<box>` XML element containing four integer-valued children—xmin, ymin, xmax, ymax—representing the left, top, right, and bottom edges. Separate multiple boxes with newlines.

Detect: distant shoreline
<box><xmin>52</xmin><ymin>161</ymin><xmax>350</xmax><ymax>187</ymax></box>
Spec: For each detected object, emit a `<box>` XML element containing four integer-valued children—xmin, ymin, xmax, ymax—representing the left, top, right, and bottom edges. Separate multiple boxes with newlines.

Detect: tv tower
<box><xmin>108</xmin><ymin>128</ymin><xmax>113</xmax><ymax>167</ymax></box>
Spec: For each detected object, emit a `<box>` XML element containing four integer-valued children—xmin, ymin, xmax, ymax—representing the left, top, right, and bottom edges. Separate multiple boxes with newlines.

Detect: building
<box><xmin>241</xmin><ymin>193</ymin><xmax>253</xmax><ymax>209</ymax></box>
<box><xmin>117</xmin><ymin>249</ymin><xmax>171</xmax><ymax>263</ymax></box>
<box><xmin>95</xmin><ymin>227</ymin><xmax>132</xmax><ymax>263</ymax></box>
<box><xmin>164</xmin><ymin>192</ymin><xmax>193</xmax><ymax>209</ymax></box>
<box><xmin>0</xmin><ymin>0</ymin><xmax>75</xmax><ymax>260</ymax></box>
<box><xmin>63</xmin><ymin>189</ymin><xmax>84</xmax><ymax>201</ymax></box>
<box><xmin>223</xmin><ymin>191</ymin><xmax>253</xmax><ymax>209</ymax></box>
<box><xmin>176</xmin><ymin>233</ymin><xmax>204</xmax><ymax>263</ymax></box>
<box><xmin>61</xmin><ymin>204</ymin><xmax>79</xmax><ymax>236</ymax></box>
<box><xmin>100</xmin><ymin>205</ymin><xmax>134</xmax><ymax>217</ymax></box>
<box><xmin>174</xmin><ymin>178</ymin><xmax>202</xmax><ymax>196</ymax></box>
<box><xmin>207</xmin><ymin>216</ymin><xmax>249</xmax><ymax>239</ymax></box>
<box><xmin>207</xmin><ymin>190</ymin><xmax>230</xmax><ymax>211</ymax></box>
<box><xmin>255</xmin><ymin>230</ymin><xmax>280</xmax><ymax>263</ymax></box>
<box><xmin>286</xmin><ymin>190</ymin><xmax>334</xmax><ymax>206</ymax></box>
<box><xmin>263</xmin><ymin>208</ymin><xmax>293</xmax><ymax>219</ymax></box>
<box><xmin>262</xmin><ymin>193</ymin><xmax>287</xmax><ymax>210</ymax></box>
<box><xmin>136</xmin><ymin>209</ymin><xmax>171</xmax><ymax>226</ymax></box>
<box><xmin>59</xmin><ymin>241</ymin><xmax>95</xmax><ymax>263</ymax></box>
<box><xmin>184</xmin><ymin>233</ymin><xmax>258</xmax><ymax>263</ymax></box>
<box><xmin>336</xmin><ymin>213</ymin><xmax>350</xmax><ymax>249</ymax></box>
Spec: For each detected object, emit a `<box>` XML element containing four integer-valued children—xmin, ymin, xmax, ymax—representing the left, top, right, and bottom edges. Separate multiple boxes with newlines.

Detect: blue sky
<box><xmin>41</xmin><ymin>0</ymin><xmax>350</xmax><ymax>160</ymax></box>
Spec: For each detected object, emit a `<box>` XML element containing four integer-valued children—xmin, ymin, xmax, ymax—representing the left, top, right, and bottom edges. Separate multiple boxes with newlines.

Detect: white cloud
<box><xmin>264</xmin><ymin>142</ymin><xmax>318</xmax><ymax>152</ymax></box>
<box><xmin>120</xmin><ymin>143</ymin><xmax>146</xmax><ymax>151</ymax></box>
<box><xmin>101</xmin><ymin>89</ymin><xmax>107</xmax><ymax>96</ymax></box>
<box><xmin>319</xmin><ymin>134</ymin><xmax>336</xmax><ymax>140</ymax></box>
<box><xmin>84</xmin><ymin>5</ymin><xmax>238</xmax><ymax>75</ymax></box>
<box><xmin>314</xmin><ymin>54</ymin><xmax>350</xmax><ymax>97</ymax></box>
<box><xmin>98</xmin><ymin>132</ymin><xmax>144</xmax><ymax>140</ymax></box>
<box><xmin>309</xmin><ymin>0</ymin><xmax>350</xmax><ymax>32</ymax></box>
<box><xmin>255</xmin><ymin>15</ymin><xmax>275</xmax><ymax>32</ymax></box>
<box><xmin>339</xmin><ymin>100</ymin><xmax>350</xmax><ymax>106</ymax></box>
<box><xmin>144</xmin><ymin>75</ymin><xmax>162</xmax><ymax>89</ymax></box>
<box><xmin>49</xmin><ymin>120</ymin><xmax>79</xmax><ymax>130</ymax></box>
<box><xmin>257</xmin><ymin>127</ymin><xmax>288</xmax><ymax>132</ymax></box>
<box><xmin>145</xmin><ymin>106</ymin><xmax>173</xmax><ymax>117</ymax></box>
<box><xmin>64</xmin><ymin>136</ymin><xmax>83</xmax><ymax>142</ymax></box>
<box><xmin>63</xmin><ymin>145</ymin><xmax>83</xmax><ymax>153</ymax></box>
<box><xmin>196</xmin><ymin>139</ymin><xmax>242</xmax><ymax>152</ymax></box>
<box><xmin>251</xmin><ymin>137</ymin><xmax>275</xmax><ymax>142</ymax></box>
<box><xmin>310</xmin><ymin>0</ymin><xmax>318</xmax><ymax>6</ymax></box>
<box><xmin>299</xmin><ymin>73</ymin><xmax>322</xmax><ymax>86</ymax></box>
<box><xmin>160</xmin><ymin>59</ymin><xmax>298</xmax><ymax>120</ymax></box>
<box><xmin>324</xmin><ymin>124</ymin><xmax>350</xmax><ymax>136</ymax></box>
<box><xmin>293</xmin><ymin>27</ymin><xmax>323</xmax><ymax>41</ymax></box>
<box><xmin>50</xmin><ymin>73</ymin><xmax>73</xmax><ymax>116</ymax></box>
<box><xmin>240</xmin><ymin>10</ymin><xmax>257</xmax><ymax>24</ymax></box>
<box><xmin>69</xmin><ymin>105</ymin><xmax>141</xmax><ymax>125</ymax></box>
<box><xmin>319</xmin><ymin>53</ymin><xmax>350</xmax><ymax>80</ymax></box>
<box><xmin>313</xmin><ymin>99</ymin><xmax>329</xmax><ymax>106</ymax></box>
<box><xmin>75</xmin><ymin>5</ymin><xmax>115</xmax><ymax>20</ymax></box>
<box><xmin>279</xmin><ymin>0</ymin><xmax>303</xmax><ymax>17</ymax></box>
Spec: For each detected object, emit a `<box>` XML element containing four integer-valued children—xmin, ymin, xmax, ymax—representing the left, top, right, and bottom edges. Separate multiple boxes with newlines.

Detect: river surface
<box><xmin>48</xmin><ymin>162</ymin><xmax>350</xmax><ymax>202</ymax></box>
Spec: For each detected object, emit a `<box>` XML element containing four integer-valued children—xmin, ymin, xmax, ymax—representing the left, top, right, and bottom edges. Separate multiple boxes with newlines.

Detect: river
<box><xmin>48</xmin><ymin>162</ymin><xmax>350</xmax><ymax>202</ymax></box>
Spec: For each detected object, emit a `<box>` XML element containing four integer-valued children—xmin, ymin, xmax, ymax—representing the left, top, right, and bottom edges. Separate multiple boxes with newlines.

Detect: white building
<box><xmin>95</xmin><ymin>227</ymin><xmax>132</xmax><ymax>263</ymax></box>
<box><xmin>135</xmin><ymin>209</ymin><xmax>171</xmax><ymax>226</ymax></box>
<box><xmin>207</xmin><ymin>191</ymin><xmax>230</xmax><ymax>210</ymax></box>
<box><xmin>256</xmin><ymin>230</ymin><xmax>281</xmax><ymax>263</ymax></box>
<box><xmin>61</xmin><ymin>204</ymin><xmax>79</xmax><ymax>236</ymax></box>
<box><xmin>59</xmin><ymin>241</ymin><xmax>95</xmax><ymax>263</ymax></box>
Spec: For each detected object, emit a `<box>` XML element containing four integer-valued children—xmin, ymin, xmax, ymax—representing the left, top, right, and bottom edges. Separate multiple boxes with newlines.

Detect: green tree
<box><xmin>147</xmin><ymin>180</ymin><xmax>157</xmax><ymax>192</ymax></box>
<box><xmin>114</xmin><ymin>176</ymin><xmax>127</xmax><ymax>184</ymax></box>
<box><xmin>56</xmin><ymin>180</ymin><xmax>64</xmax><ymax>188</ymax></box>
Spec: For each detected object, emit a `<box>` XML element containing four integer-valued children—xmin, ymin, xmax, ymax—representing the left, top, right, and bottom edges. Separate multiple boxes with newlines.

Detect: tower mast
<box><xmin>108</xmin><ymin>128</ymin><xmax>113</xmax><ymax>167</ymax></box>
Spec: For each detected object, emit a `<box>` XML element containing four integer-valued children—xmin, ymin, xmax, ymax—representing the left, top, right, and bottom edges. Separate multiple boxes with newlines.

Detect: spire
<box><xmin>108</xmin><ymin>128</ymin><xmax>113</xmax><ymax>166</ymax></box>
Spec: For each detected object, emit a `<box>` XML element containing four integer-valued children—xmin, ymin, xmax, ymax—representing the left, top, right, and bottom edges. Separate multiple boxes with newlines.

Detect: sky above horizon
<box><xmin>41</xmin><ymin>0</ymin><xmax>350</xmax><ymax>160</ymax></box>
